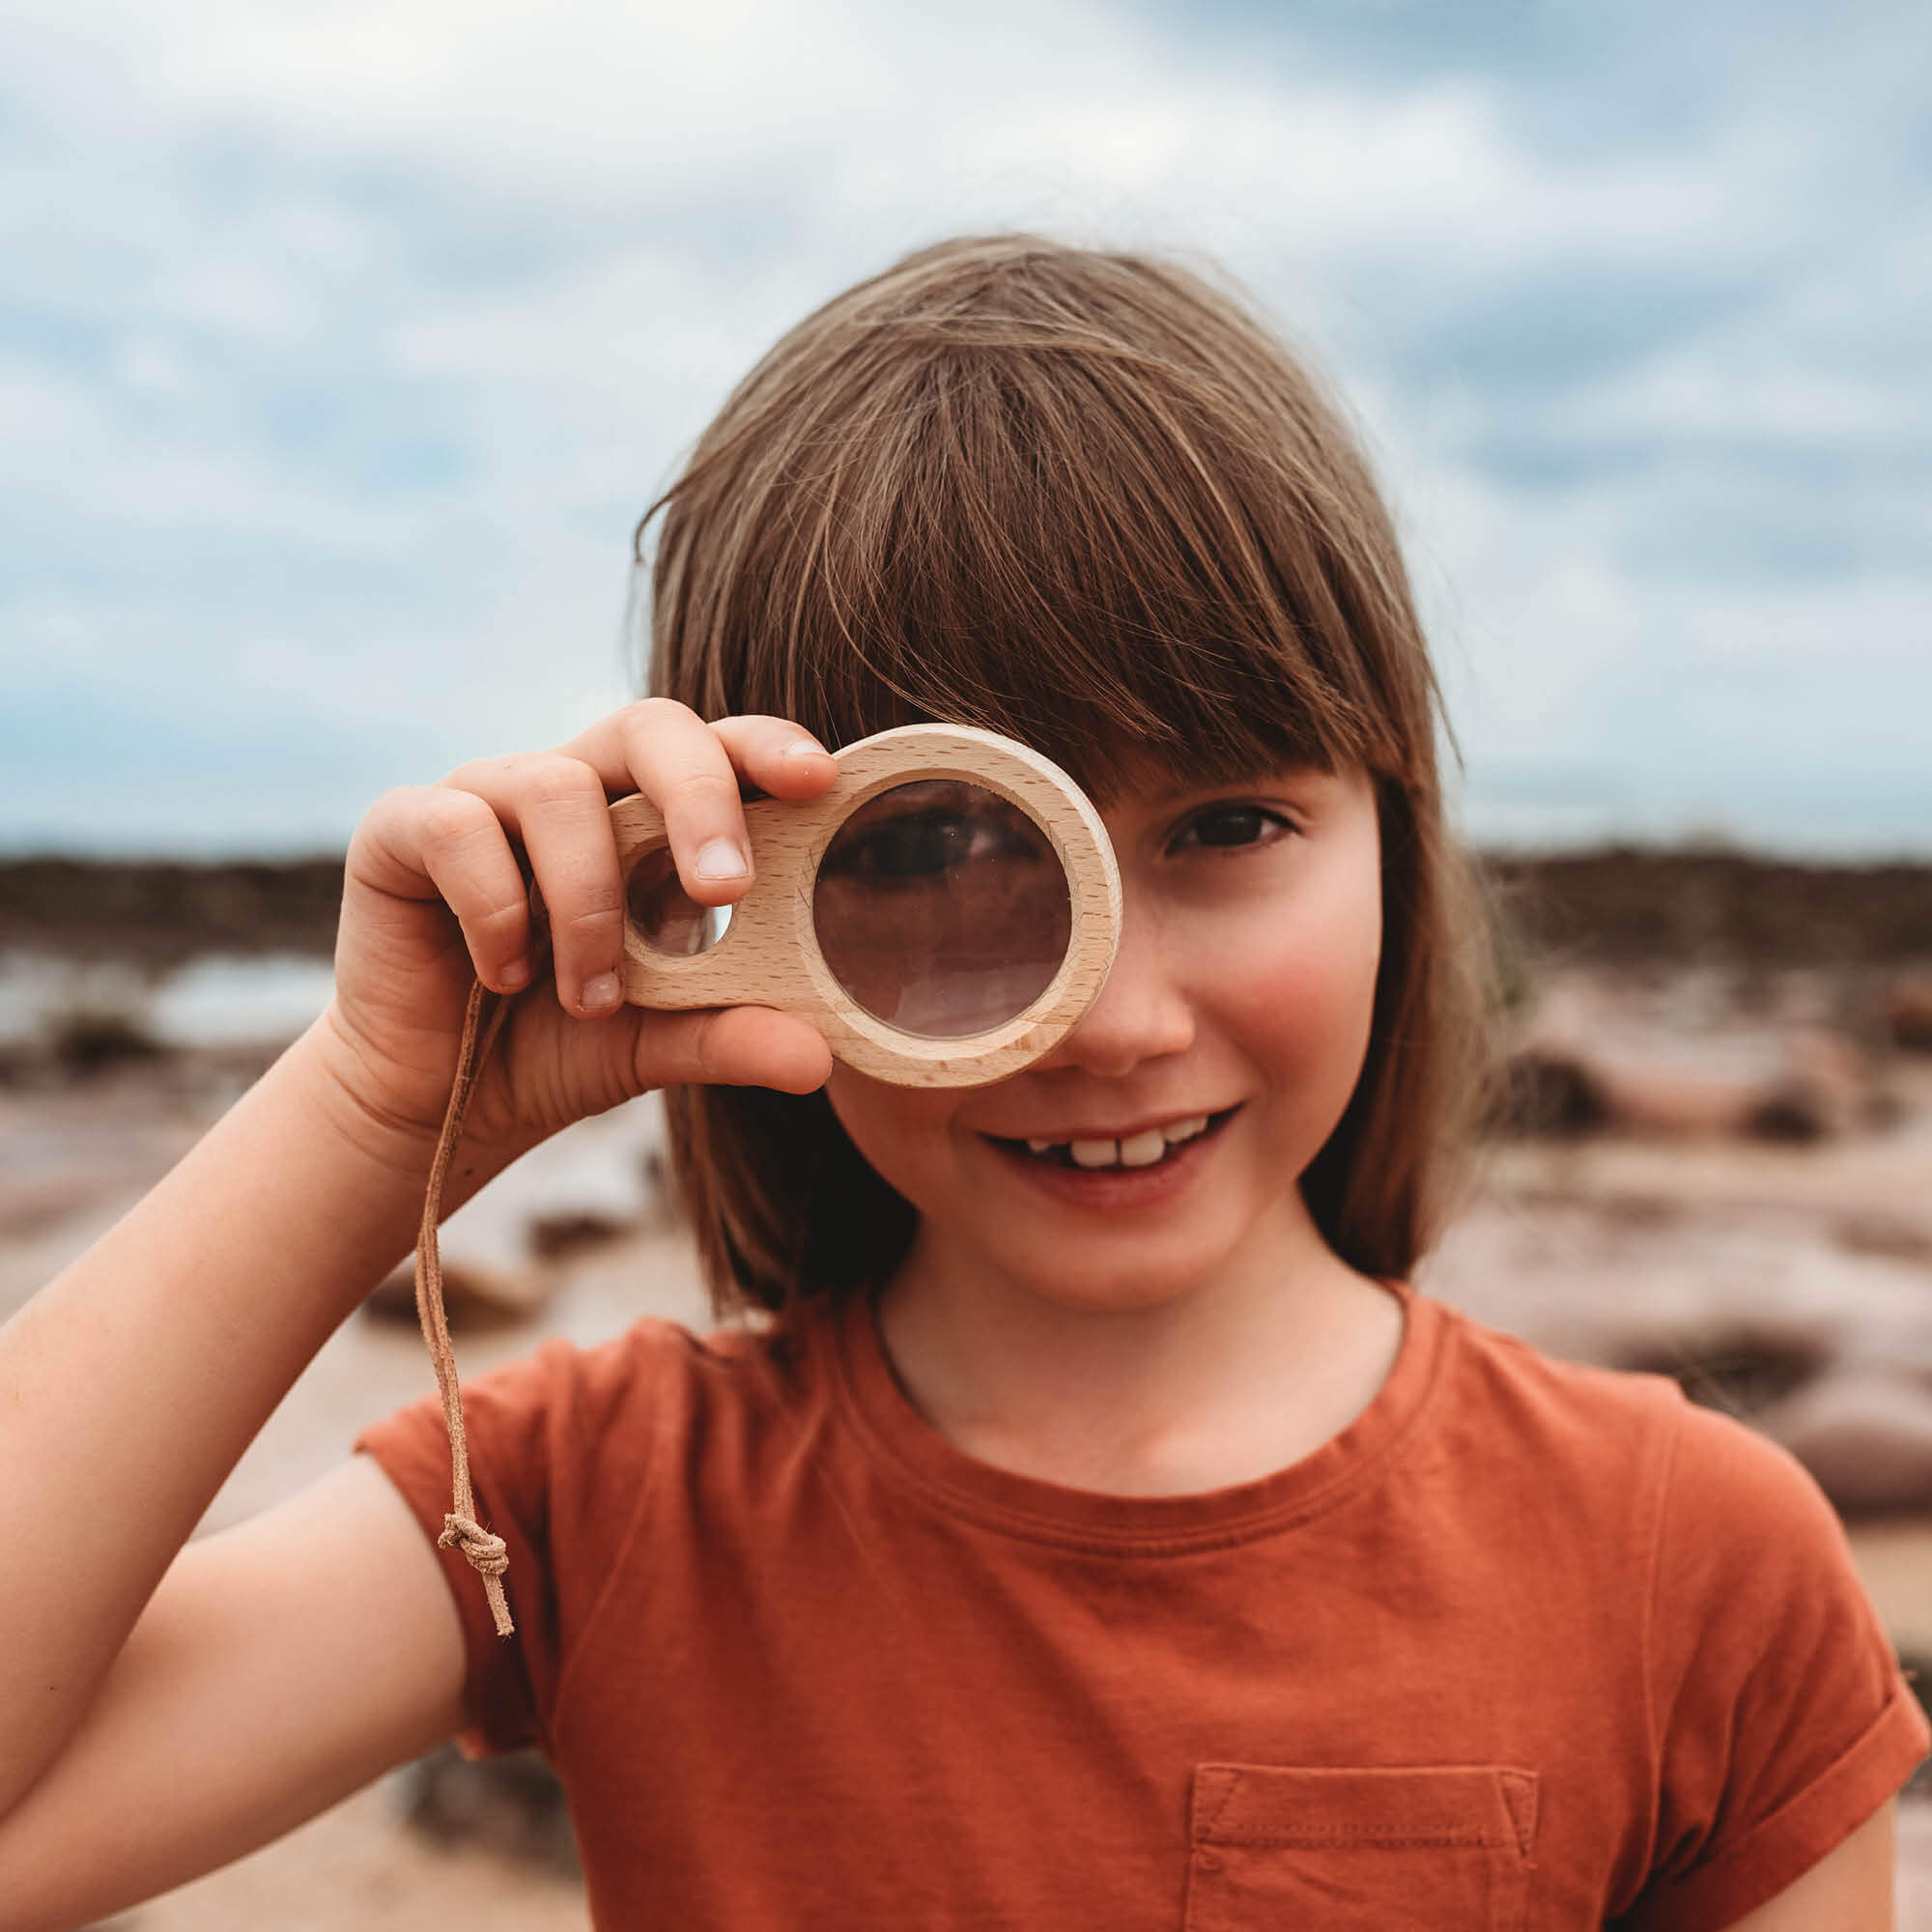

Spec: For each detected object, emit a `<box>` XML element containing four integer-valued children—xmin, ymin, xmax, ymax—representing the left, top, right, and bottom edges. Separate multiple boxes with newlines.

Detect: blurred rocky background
<box><xmin>7</xmin><ymin>845</ymin><xmax>1929</xmax><ymax>1926</ymax></box>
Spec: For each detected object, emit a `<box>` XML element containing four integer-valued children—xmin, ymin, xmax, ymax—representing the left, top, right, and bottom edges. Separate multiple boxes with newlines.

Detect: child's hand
<box><xmin>319</xmin><ymin>701</ymin><xmax>839</xmax><ymax>1165</ymax></box>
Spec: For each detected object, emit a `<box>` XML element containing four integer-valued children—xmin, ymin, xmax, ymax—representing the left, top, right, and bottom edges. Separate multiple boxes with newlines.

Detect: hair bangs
<box><xmin>644</xmin><ymin>243</ymin><xmax>1420</xmax><ymax>802</ymax></box>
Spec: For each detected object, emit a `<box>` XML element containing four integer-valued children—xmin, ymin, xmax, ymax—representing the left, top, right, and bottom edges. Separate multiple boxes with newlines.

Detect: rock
<box><xmin>1884</xmin><ymin>976</ymin><xmax>1932</xmax><ymax>1054</ymax></box>
<box><xmin>1900</xmin><ymin>1655</ymin><xmax>1932</xmax><ymax>1797</ymax></box>
<box><xmin>529</xmin><ymin>1210</ymin><xmax>639</xmax><ymax>1261</ymax></box>
<box><xmin>1510</xmin><ymin>972</ymin><xmax>1877</xmax><ymax>1141</ymax></box>
<box><xmin>1756</xmin><ymin>1367</ymin><xmax>1932</xmax><ymax>1517</ymax></box>
<box><xmin>1488</xmin><ymin>1050</ymin><xmax>1610</xmax><ymax>1137</ymax></box>
<box><xmin>1743</xmin><ymin>1083</ymin><xmax>1831</xmax><ymax>1144</ymax></box>
<box><xmin>1608</xmin><ymin>1319</ymin><xmax>1828</xmax><ymax>1418</ymax></box>
<box><xmin>361</xmin><ymin>1257</ymin><xmax>550</xmax><ymax>1330</ymax></box>
<box><xmin>1594</xmin><ymin>1056</ymin><xmax>1773</xmax><ymax>1137</ymax></box>
<box><xmin>1834</xmin><ymin>1214</ymin><xmax>1932</xmax><ymax>1265</ymax></box>
<box><xmin>1750</xmin><ymin>1030</ymin><xmax>1872</xmax><ymax>1142</ymax></box>
<box><xmin>401</xmin><ymin>1745</ymin><xmax>580</xmax><ymax>1878</ymax></box>
<box><xmin>361</xmin><ymin>1095</ymin><xmax>670</xmax><ymax>1329</ymax></box>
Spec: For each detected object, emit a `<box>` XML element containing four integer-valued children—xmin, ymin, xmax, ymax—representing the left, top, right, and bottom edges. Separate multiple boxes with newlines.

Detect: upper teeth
<box><xmin>1025</xmin><ymin>1115</ymin><xmax>1210</xmax><ymax>1169</ymax></box>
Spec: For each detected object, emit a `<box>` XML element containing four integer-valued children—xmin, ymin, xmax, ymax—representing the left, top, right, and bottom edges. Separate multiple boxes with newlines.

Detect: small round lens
<box><xmin>812</xmin><ymin>781</ymin><xmax>1071</xmax><ymax>1038</ymax></box>
<box><xmin>627</xmin><ymin>848</ymin><xmax>729</xmax><ymax>955</ymax></box>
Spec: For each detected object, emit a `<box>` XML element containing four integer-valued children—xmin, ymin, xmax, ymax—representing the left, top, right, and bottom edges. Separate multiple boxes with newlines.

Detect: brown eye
<box><xmin>1171</xmin><ymin>805</ymin><xmax>1292</xmax><ymax>852</ymax></box>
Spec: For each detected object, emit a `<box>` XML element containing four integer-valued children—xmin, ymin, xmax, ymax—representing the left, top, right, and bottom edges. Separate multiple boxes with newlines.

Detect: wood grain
<box><xmin>610</xmin><ymin>724</ymin><xmax>1121</xmax><ymax>1087</ymax></box>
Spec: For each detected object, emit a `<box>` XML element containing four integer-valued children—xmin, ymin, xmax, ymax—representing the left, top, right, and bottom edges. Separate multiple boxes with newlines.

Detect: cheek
<box><xmin>823</xmin><ymin>1065</ymin><xmax>956</xmax><ymax>1205</ymax></box>
<box><xmin>1241</xmin><ymin>863</ymin><xmax>1383</xmax><ymax>1097</ymax></box>
<box><xmin>1319</xmin><ymin>883</ymin><xmax>1385</xmax><ymax>1039</ymax></box>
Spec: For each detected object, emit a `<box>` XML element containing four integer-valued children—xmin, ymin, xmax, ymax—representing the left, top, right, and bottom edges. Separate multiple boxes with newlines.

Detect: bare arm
<box><xmin>0</xmin><ymin>702</ymin><xmax>835</xmax><ymax>1912</ymax></box>
<box><xmin>1720</xmin><ymin>1800</ymin><xmax>1896</xmax><ymax>1931</ymax></box>
<box><xmin>0</xmin><ymin>1459</ymin><xmax>465</xmax><ymax>1932</ymax></box>
<box><xmin>0</xmin><ymin>1025</ymin><xmax>446</xmax><ymax>1819</ymax></box>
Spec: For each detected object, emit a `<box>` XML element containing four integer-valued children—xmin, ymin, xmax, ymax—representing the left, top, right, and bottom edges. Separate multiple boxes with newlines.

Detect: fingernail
<box><xmin>783</xmin><ymin>739</ymin><xmax>830</xmax><ymax>760</ymax></box>
<box><xmin>499</xmin><ymin>958</ymin><xmax>530</xmax><ymax>991</ymax></box>
<box><xmin>582</xmin><ymin>972</ymin><xmax>621</xmax><ymax>1013</ymax></box>
<box><xmin>694</xmin><ymin>838</ymin><xmax>749</xmax><ymax>881</ymax></box>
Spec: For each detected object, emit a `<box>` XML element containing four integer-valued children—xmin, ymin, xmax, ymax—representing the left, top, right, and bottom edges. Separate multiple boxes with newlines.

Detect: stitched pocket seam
<box><xmin>1207</xmin><ymin>1830</ymin><xmax>1508</xmax><ymax>1849</ymax></box>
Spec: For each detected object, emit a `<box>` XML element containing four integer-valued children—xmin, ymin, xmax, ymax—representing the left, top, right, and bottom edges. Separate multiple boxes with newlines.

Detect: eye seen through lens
<box><xmin>627</xmin><ymin>847</ymin><xmax>730</xmax><ymax>955</ymax></box>
<box><xmin>812</xmin><ymin>781</ymin><xmax>1071</xmax><ymax>1038</ymax></box>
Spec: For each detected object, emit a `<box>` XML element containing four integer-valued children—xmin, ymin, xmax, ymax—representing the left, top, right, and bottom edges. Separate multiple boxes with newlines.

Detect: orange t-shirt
<box><xmin>357</xmin><ymin>1283</ymin><xmax>1927</xmax><ymax>1929</ymax></box>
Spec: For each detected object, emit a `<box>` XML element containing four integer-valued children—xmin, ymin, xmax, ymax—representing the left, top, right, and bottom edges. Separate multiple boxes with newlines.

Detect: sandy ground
<box><xmin>88</xmin><ymin>1776</ymin><xmax>593</xmax><ymax>1932</ymax></box>
<box><xmin>5</xmin><ymin>1035</ymin><xmax>1929</xmax><ymax>1927</ymax></box>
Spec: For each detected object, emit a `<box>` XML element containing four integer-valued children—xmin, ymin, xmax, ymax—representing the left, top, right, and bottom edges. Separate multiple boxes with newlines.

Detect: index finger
<box><xmin>557</xmin><ymin>702</ymin><xmax>838</xmax><ymax>905</ymax></box>
<box><xmin>558</xmin><ymin>702</ymin><xmax>838</xmax><ymax>808</ymax></box>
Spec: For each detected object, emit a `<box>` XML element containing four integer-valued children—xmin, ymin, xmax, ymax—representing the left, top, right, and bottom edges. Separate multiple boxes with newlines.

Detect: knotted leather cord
<box><xmin>414</xmin><ymin>976</ymin><xmax>518</xmax><ymax>1638</ymax></box>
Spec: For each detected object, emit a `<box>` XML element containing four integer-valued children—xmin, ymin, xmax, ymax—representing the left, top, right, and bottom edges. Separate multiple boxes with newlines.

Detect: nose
<box><xmin>1037</xmin><ymin>895</ymin><xmax>1195</xmax><ymax>1080</ymax></box>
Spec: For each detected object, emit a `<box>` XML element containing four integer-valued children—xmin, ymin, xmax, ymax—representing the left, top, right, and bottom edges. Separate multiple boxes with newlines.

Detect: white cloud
<box><xmin>0</xmin><ymin>354</ymin><xmax>411</xmax><ymax>549</ymax></box>
<box><xmin>2</xmin><ymin>0</ymin><xmax>1927</xmax><ymax>855</ymax></box>
<box><xmin>1682</xmin><ymin>577</ymin><xmax>1932</xmax><ymax>668</ymax></box>
<box><xmin>9</xmin><ymin>0</ymin><xmax>893</xmax><ymax>181</ymax></box>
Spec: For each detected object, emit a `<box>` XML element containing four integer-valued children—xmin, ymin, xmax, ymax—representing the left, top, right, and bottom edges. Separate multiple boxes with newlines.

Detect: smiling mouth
<box><xmin>992</xmin><ymin>1108</ymin><xmax>1237</xmax><ymax>1173</ymax></box>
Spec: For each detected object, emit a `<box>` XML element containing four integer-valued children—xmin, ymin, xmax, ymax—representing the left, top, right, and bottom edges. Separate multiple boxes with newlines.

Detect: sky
<box><xmin>2</xmin><ymin>0</ymin><xmax>1926</xmax><ymax>858</ymax></box>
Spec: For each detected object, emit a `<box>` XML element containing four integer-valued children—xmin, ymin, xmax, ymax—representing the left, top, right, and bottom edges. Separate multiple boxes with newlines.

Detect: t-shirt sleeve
<box><xmin>1616</xmin><ymin>1397</ymin><xmax>1930</xmax><ymax>1931</ymax></box>
<box><xmin>354</xmin><ymin>1323</ymin><xmax>676</xmax><ymax>1760</ymax></box>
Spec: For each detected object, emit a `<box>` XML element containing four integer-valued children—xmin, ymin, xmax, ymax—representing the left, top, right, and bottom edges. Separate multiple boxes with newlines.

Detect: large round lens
<box><xmin>627</xmin><ymin>847</ymin><xmax>730</xmax><ymax>955</ymax></box>
<box><xmin>812</xmin><ymin>781</ymin><xmax>1072</xmax><ymax>1038</ymax></box>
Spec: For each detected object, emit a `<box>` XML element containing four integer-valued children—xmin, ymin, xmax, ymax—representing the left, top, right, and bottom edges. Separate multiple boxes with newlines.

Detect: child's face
<box><xmin>824</xmin><ymin>760</ymin><xmax>1384</xmax><ymax>1315</ymax></box>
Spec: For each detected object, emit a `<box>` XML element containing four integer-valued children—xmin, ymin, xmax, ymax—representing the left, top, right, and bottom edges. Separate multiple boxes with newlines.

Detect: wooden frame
<box><xmin>610</xmin><ymin>724</ymin><xmax>1122</xmax><ymax>1087</ymax></box>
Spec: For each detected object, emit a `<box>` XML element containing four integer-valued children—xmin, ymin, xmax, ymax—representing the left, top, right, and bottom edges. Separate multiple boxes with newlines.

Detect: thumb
<box><xmin>636</xmin><ymin>1005</ymin><xmax>835</xmax><ymax>1094</ymax></box>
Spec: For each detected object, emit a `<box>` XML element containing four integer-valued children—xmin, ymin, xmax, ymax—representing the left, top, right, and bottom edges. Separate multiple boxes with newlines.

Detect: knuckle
<box><xmin>552</xmin><ymin>891</ymin><xmax>623</xmax><ymax>943</ymax></box>
<box><xmin>622</xmin><ymin>697</ymin><xmax>722</xmax><ymax>762</ymax></box>
<box><xmin>439</xmin><ymin>753</ymin><xmax>515</xmax><ymax>790</ymax></box>
<box><xmin>614</xmin><ymin>696</ymin><xmax>688</xmax><ymax>752</ymax></box>
<box><xmin>687</xmin><ymin>1009</ymin><xmax>728</xmax><ymax>1083</ymax></box>
<box><xmin>625</xmin><ymin>696</ymin><xmax>691</xmax><ymax>728</ymax></box>
<box><xmin>519</xmin><ymin>754</ymin><xmax>603</xmax><ymax>814</ymax></box>
<box><xmin>661</xmin><ymin>767</ymin><xmax>738</xmax><ymax>813</ymax></box>
<box><xmin>471</xmin><ymin>898</ymin><xmax>527</xmax><ymax>944</ymax></box>
<box><xmin>350</xmin><ymin>785</ymin><xmax>415</xmax><ymax>848</ymax></box>
<box><xmin>419</xmin><ymin>789</ymin><xmax>494</xmax><ymax>854</ymax></box>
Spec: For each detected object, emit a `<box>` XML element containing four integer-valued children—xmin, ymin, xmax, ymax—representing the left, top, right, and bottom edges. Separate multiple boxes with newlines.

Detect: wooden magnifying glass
<box><xmin>608</xmin><ymin>724</ymin><xmax>1122</xmax><ymax>1087</ymax></box>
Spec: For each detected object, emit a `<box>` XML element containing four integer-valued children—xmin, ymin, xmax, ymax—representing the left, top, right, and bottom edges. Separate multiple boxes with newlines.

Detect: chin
<box><xmin>985</xmin><ymin>1236</ymin><xmax>1239</xmax><ymax>1316</ymax></box>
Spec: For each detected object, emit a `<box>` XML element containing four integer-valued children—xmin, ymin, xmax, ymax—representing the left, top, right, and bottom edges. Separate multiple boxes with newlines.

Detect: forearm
<box><xmin>0</xmin><ymin>1017</ymin><xmax>474</xmax><ymax>1814</ymax></box>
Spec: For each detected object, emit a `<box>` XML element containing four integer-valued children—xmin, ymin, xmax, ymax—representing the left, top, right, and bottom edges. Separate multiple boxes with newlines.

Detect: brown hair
<box><xmin>641</xmin><ymin>235</ymin><xmax>1495</xmax><ymax>1317</ymax></box>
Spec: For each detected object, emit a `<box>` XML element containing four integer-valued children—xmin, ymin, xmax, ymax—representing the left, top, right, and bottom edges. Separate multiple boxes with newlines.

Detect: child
<box><xmin>0</xmin><ymin>237</ymin><xmax>1923</xmax><ymax>1930</ymax></box>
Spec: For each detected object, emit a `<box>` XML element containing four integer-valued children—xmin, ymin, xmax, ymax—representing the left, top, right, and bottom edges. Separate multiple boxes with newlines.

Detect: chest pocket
<box><xmin>1182</xmin><ymin>1763</ymin><xmax>1539</xmax><ymax>1932</ymax></box>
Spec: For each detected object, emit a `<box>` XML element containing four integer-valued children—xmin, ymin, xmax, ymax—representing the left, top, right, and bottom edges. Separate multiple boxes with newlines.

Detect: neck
<box><xmin>874</xmin><ymin>1195</ymin><xmax>1404</xmax><ymax>1497</ymax></box>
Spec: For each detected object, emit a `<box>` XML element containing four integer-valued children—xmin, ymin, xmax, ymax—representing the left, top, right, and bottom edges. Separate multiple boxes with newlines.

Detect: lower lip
<box><xmin>983</xmin><ymin>1110</ymin><xmax>1237</xmax><ymax>1211</ymax></box>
